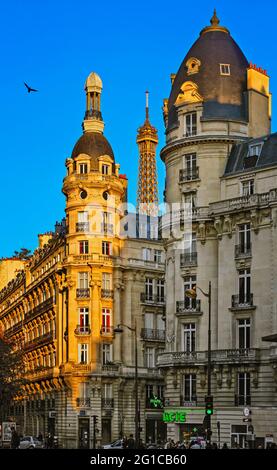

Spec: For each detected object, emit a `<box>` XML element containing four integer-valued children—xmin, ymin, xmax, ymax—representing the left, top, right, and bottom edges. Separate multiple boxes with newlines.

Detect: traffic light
<box><xmin>205</xmin><ymin>395</ymin><xmax>214</xmax><ymax>415</ymax></box>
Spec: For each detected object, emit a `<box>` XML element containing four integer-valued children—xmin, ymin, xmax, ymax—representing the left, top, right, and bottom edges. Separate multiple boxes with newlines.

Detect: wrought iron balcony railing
<box><xmin>235</xmin><ymin>244</ymin><xmax>252</xmax><ymax>259</ymax></box>
<box><xmin>76</xmin><ymin>222</ymin><xmax>89</xmax><ymax>232</ymax></box>
<box><xmin>76</xmin><ymin>398</ymin><xmax>91</xmax><ymax>407</ymax></box>
<box><xmin>176</xmin><ymin>299</ymin><xmax>201</xmax><ymax>314</ymax></box>
<box><xmin>231</xmin><ymin>294</ymin><xmax>254</xmax><ymax>309</ymax></box>
<box><xmin>180</xmin><ymin>252</ymin><xmax>198</xmax><ymax>267</ymax></box>
<box><xmin>140</xmin><ymin>293</ymin><xmax>165</xmax><ymax>304</ymax></box>
<box><xmin>74</xmin><ymin>325</ymin><xmax>91</xmax><ymax>335</ymax></box>
<box><xmin>101</xmin><ymin>223</ymin><xmax>114</xmax><ymax>234</ymax></box>
<box><xmin>102</xmin><ymin>398</ymin><xmax>114</xmax><ymax>409</ymax></box>
<box><xmin>141</xmin><ymin>328</ymin><xmax>166</xmax><ymax>341</ymax></box>
<box><xmin>180</xmin><ymin>395</ymin><xmax>197</xmax><ymax>406</ymax></box>
<box><xmin>101</xmin><ymin>289</ymin><xmax>114</xmax><ymax>299</ymax></box>
<box><xmin>179</xmin><ymin>167</ymin><xmax>199</xmax><ymax>182</ymax></box>
<box><xmin>76</xmin><ymin>288</ymin><xmax>90</xmax><ymax>299</ymax></box>
<box><xmin>234</xmin><ymin>395</ymin><xmax>251</xmax><ymax>406</ymax></box>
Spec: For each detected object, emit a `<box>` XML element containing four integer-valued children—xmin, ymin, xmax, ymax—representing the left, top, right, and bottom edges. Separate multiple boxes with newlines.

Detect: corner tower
<box><xmin>62</xmin><ymin>72</ymin><xmax>127</xmax><ymax>418</ymax></box>
<box><xmin>137</xmin><ymin>91</ymin><xmax>159</xmax><ymax>216</ymax></box>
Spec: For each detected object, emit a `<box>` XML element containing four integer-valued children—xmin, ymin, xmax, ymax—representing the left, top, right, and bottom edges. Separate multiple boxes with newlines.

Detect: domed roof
<box><xmin>71</xmin><ymin>132</ymin><xmax>114</xmax><ymax>168</ymax></box>
<box><xmin>167</xmin><ymin>14</ymin><xmax>249</xmax><ymax>127</ymax></box>
<box><xmin>85</xmin><ymin>72</ymin><xmax>103</xmax><ymax>91</ymax></box>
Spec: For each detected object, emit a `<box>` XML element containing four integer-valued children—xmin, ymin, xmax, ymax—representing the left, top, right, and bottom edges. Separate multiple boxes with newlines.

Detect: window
<box><xmin>102</xmin><ymin>308</ymin><xmax>112</xmax><ymax>333</ymax></box>
<box><xmin>79</xmin><ymin>163</ymin><xmax>88</xmax><ymax>174</ymax></box>
<box><xmin>249</xmin><ymin>144</ymin><xmax>262</xmax><ymax>157</ymax></box>
<box><xmin>78</xmin><ymin>344</ymin><xmax>89</xmax><ymax>364</ymax></box>
<box><xmin>78</xmin><ymin>211</ymin><xmax>88</xmax><ymax>223</ymax></box>
<box><xmin>142</xmin><ymin>248</ymin><xmax>152</xmax><ymax>261</ymax></box>
<box><xmin>183</xmin><ymin>323</ymin><xmax>196</xmax><ymax>352</ymax></box>
<box><xmin>102</xmin><ymin>164</ymin><xmax>109</xmax><ymax>175</ymax></box>
<box><xmin>238</xmin><ymin>224</ymin><xmax>251</xmax><ymax>254</ymax></box>
<box><xmin>157</xmin><ymin>385</ymin><xmax>164</xmax><ymax>399</ymax></box>
<box><xmin>238</xmin><ymin>269</ymin><xmax>251</xmax><ymax>304</ymax></box>
<box><xmin>79</xmin><ymin>382</ymin><xmax>89</xmax><ymax>398</ymax></box>
<box><xmin>238</xmin><ymin>319</ymin><xmax>251</xmax><ymax>349</ymax></box>
<box><xmin>102</xmin><ymin>273</ymin><xmax>112</xmax><ymax>290</ymax></box>
<box><xmin>185</xmin><ymin>113</ymin><xmax>197</xmax><ymax>137</ymax></box>
<box><xmin>103</xmin><ymin>383</ymin><xmax>113</xmax><ymax>399</ymax></box>
<box><xmin>184</xmin><ymin>276</ymin><xmax>197</xmax><ymax>310</ymax></box>
<box><xmin>184</xmin><ymin>153</ymin><xmax>197</xmax><ymax>179</ymax></box>
<box><xmin>237</xmin><ymin>372</ymin><xmax>251</xmax><ymax>405</ymax></box>
<box><xmin>102</xmin><ymin>344</ymin><xmax>112</xmax><ymax>364</ymax></box>
<box><xmin>102</xmin><ymin>241</ymin><xmax>112</xmax><ymax>256</ymax></box>
<box><xmin>154</xmin><ymin>250</ymin><xmax>162</xmax><ymax>263</ymax></box>
<box><xmin>184</xmin><ymin>192</ymin><xmax>197</xmax><ymax>211</ymax></box>
<box><xmin>79</xmin><ymin>240</ymin><xmax>89</xmax><ymax>254</ymax></box>
<box><xmin>156</xmin><ymin>279</ymin><xmax>165</xmax><ymax>302</ymax></box>
<box><xmin>145</xmin><ymin>347</ymin><xmax>155</xmax><ymax>368</ymax></box>
<box><xmin>145</xmin><ymin>278</ymin><xmax>154</xmax><ymax>301</ymax></box>
<box><xmin>145</xmin><ymin>313</ymin><xmax>154</xmax><ymax>330</ymax></box>
<box><xmin>220</xmin><ymin>64</ymin><xmax>231</xmax><ymax>75</ymax></box>
<box><xmin>79</xmin><ymin>307</ymin><xmax>89</xmax><ymax>331</ymax></box>
<box><xmin>102</xmin><ymin>212</ymin><xmax>112</xmax><ymax>233</ymax></box>
<box><xmin>157</xmin><ymin>314</ymin><xmax>165</xmax><ymax>331</ymax></box>
<box><xmin>78</xmin><ymin>272</ymin><xmax>89</xmax><ymax>289</ymax></box>
<box><xmin>241</xmin><ymin>180</ymin><xmax>254</xmax><ymax>196</ymax></box>
<box><xmin>146</xmin><ymin>384</ymin><xmax>154</xmax><ymax>402</ymax></box>
<box><xmin>184</xmin><ymin>374</ymin><xmax>197</xmax><ymax>402</ymax></box>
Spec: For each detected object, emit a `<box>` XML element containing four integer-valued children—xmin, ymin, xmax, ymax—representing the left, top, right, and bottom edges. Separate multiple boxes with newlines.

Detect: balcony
<box><xmin>101</xmin><ymin>223</ymin><xmax>114</xmax><ymax>235</ymax></box>
<box><xmin>157</xmin><ymin>348</ymin><xmax>259</xmax><ymax>368</ymax></box>
<box><xmin>180</xmin><ymin>253</ymin><xmax>198</xmax><ymax>268</ymax></box>
<box><xmin>176</xmin><ymin>300</ymin><xmax>201</xmax><ymax>314</ymax></box>
<box><xmin>141</xmin><ymin>329</ymin><xmax>166</xmax><ymax>341</ymax></box>
<box><xmin>24</xmin><ymin>297</ymin><xmax>54</xmax><ymax>322</ymax></box>
<box><xmin>102</xmin><ymin>363</ymin><xmax>119</xmax><ymax>373</ymax></box>
<box><xmin>231</xmin><ymin>294</ymin><xmax>255</xmax><ymax>310</ymax></box>
<box><xmin>100</xmin><ymin>326</ymin><xmax>114</xmax><ymax>336</ymax></box>
<box><xmin>74</xmin><ymin>325</ymin><xmax>91</xmax><ymax>335</ymax></box>
<box><xmin>24</xmin><ymin>332</ymin><xmax>55</xmax><ymax>351</ymax></box>
<box><xmin>76</xmin><ymin>398</ymin><xmax>91</xmax><ymax>408</ymax></box>
<box><xmin>235</xmin><ymin>244</ymin><xmax>252</xmax><ymax>259</ymax></box>
<box><xmin>102</xmin><ymin>398</ymin><xmax>114</xmax><ymax>409</ymax></box>
<box><xmin>101</xmin><ymin>289</ymin><xmax>114</xmax><ymax>299</ymax></box>
<box><xmin>235</xmin><ymin>395</ymin><xmax>251</xmax><ymax>406</ymax></box>
<box><xmin>140</xmin><ymin>293</ymin><xmax>165</xmax><ymax>305</ymax></box>
<box><xmin>180</xmin><ymin>396</ymin><xmax>197</xmax><ymax>407</ymax></box>
<box><xmin>76</xmin><ymin>288</ymin><xmax>90</xmax><ymax>299</ymax></box>
<box><xmin>76</xmin><ymin>222</ymin><xmax>89</xmax><ymax>232</ymax></box>
<box><xmin>179</xmin><ymin>167</ymin><xmax>199</xmax><ymax>183</ymax></box>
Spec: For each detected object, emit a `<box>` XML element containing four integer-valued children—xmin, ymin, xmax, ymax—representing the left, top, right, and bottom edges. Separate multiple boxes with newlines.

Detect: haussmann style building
<box><xmin>1</xmin><ymin>10</ymin><xmax>277</xmax><ymax>449</ymax></box>
<box><xmin>158</xmin><ymin>10</ymin><xmax>277</xmax><ymax>449</ymax></box>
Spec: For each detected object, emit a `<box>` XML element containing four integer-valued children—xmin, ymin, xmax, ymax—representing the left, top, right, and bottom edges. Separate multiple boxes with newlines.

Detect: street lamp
<box><xmin>185</xmin><ymin>281</ymin><xmax>212</xmax><ymax>444</ymax></box>
<box><xmin>114</xmin><ymin>320</ymin><xmax>139</xmax><ymax>447</ymax></box>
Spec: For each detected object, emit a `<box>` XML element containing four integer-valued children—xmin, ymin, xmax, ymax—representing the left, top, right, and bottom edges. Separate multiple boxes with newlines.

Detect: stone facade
<box><xmin>158</xmin><ymin>13</ymin><xmax>277</xmax><ymax>448</ymax></box>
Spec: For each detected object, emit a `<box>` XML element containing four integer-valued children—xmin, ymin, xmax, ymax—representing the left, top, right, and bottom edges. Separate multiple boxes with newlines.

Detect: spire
<box><xmin>200</xmin><ymin>9</ymin><xmax>229</xmax><ymax>36</ymax></box>
<box><xmin>137</xmin><ymin>91</ymin><xmax>159</xmax><ymax>216</ymax></box>
<box><xmin>82</xmin><ymin>72</ymin><xmax>104</xmax><ymax>134</ymax></box>
<box><xmin>145</xmin><ymin>90</ymin><xmax>149</xmax><ymax>121</ymax></box>
<box><xmin>210</xmin><ymin>9</ymin><xmax>220</xmax><ymax>26</ymax></box>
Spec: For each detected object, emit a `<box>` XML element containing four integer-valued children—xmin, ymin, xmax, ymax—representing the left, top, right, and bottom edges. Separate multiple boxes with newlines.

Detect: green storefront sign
<box><xmin>163</xmin><ymin>411</ymin><xmax>187</xmax><ymax>423</ymax></box>
<box><xmin>163</xmin><ymin>409</ymin><xmax>205</xmax><ymax>424</ymax></box>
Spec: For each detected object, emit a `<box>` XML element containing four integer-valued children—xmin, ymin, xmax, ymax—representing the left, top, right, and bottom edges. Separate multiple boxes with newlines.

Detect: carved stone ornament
<box><xmin>223</xmin><ymin>216</ymin><xmax>233</xmax><ymax>238</ymax></box>
<box><xmin>214</xmin><ymin>218</ymin><xmax>223</xmax><ymax>239</ymax></box>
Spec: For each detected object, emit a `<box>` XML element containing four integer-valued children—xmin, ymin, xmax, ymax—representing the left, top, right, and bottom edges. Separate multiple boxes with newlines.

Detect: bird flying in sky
<box><xmin>24</xmin><ymin>82</ymin><xmax>38</xmax><ymax>93</ymax></box>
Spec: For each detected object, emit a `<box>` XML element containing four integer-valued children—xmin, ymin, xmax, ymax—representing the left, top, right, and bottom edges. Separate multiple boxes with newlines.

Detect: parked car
<box><xmin>102</xmin><ymin>439</ymin><xmax>124</xmax><ymax>449</ymax></box>
<box><xmin>19</xmin><ymin>436</ymin><xmax>44</xmax><ymax>449</ymax></box>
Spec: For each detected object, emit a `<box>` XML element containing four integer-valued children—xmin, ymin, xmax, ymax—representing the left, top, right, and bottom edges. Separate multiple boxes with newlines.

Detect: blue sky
<box><xmin>0</xmin><ymin>0</ymin><xmax>276</xmax><ymax>257</ymax></box>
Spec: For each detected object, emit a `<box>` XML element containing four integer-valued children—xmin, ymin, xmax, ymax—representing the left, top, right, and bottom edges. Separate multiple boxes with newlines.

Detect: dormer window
<box><xmin>79</xmin><ymin>163</ymin><xmax>88</xmax><ymax>174</ymax></box>
<box><xmin>248</xmin><ymin>144</ymin><xmax>262</xmax><ymax>157</ymax></box>
<box><xmin>102</xmin><ymin>164</ymin><xmax>110</xmax><ymax>175</ymax></box>
<box><xmin>220</xmin><ymin>64</ymin><xmax>231</xmax><ymax>76</ymax></box>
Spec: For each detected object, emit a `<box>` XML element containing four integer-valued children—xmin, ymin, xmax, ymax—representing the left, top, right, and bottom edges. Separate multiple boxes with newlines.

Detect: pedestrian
<box><xmin>212</xmin><ymin>442</ymin><xmax>218</xmax><ymax>449</ymax></box>
<box><xmin>10</xmin><ymin>428</ymin><xmax>20</xmax><ymax>449</ymax></box>
<box><xmin>137</xmin><ymin>438</ymin><xmax>145</xmax><ymax>449</ymax></box>
<box><xmin>122</xmin><ymin>435</ymin><xmax>128</xmax><ymax>448</ymax></box>
<box><xmin>38</xmin><ymin>432</ymin><xmax>43</xmax><ymax>442</ymax></box>
<box><xmin>164</xmin><ymin>438</ymin><xmax>174</xmax><ymax>449</ymax></box>
<box><xmin>190</xmin><ymin>440</ymin><xmax>201</xmax><ymax>449</ymax></box>
<box><xmin>127</xmin><ymin>434</ymin><xmax>135</xmax><ymax>449</ymax></box>
<box><xmin>222</xmin><ymin>442</ymin><xmax>229</xmax><ymax>449</ymax></box>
